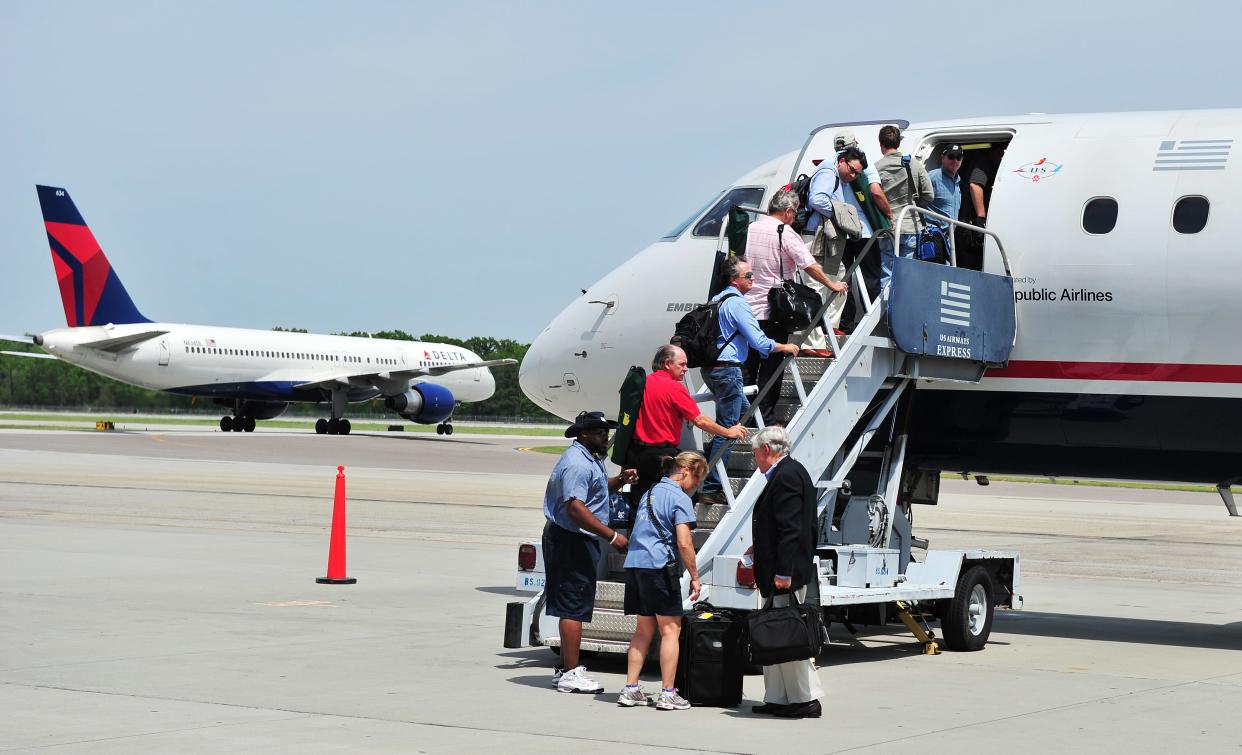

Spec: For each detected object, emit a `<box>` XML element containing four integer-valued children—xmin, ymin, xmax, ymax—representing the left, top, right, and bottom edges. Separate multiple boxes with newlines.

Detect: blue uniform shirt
<box><xmin>543</xmin><ymin>440</ymin><xmax>610</xmax><ymax>535</ymax></box>
<box><xmin>927</xmin><ymin>168</ymin><xmax>962</xmax><ymax>228</ymax></box>
<box><xmin>624</xmin><ymin>478</ymin><xmax>696</xmax><ymax>569</ymax></box>
<box><xmin>713</xmin><ymin>286</ymin><xmax>775</xmax><ymax>364</ymax></box>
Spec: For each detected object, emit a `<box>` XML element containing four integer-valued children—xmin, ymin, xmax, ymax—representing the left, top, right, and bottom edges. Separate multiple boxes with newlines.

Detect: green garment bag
<box><xmin>611</xmin><ymin>365</ymin><xmax>646</xmax><ymax>466</ymax></box>
<box><xmin>850</xmin><ymin>176</ymin><xmax>891</xmax><ymax>233</ymax></box>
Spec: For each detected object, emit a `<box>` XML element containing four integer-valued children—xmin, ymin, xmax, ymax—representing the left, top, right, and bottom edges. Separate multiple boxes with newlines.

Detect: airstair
<box><xmin>507</xmin><ymin>207</ymin><xmax>1025</xmax><ymax>655</ymax></box>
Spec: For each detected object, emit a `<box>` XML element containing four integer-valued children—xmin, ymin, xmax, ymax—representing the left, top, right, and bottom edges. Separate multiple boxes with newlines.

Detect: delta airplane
<box><xmin>519</xmin><ymin>109</ymin><xmax>1242</xmax><ymax>510</ymax></box>
<box><xmin>1</xmin><ymin>185</ymin><xmax>515</xmax><ymax>435</ymax></box>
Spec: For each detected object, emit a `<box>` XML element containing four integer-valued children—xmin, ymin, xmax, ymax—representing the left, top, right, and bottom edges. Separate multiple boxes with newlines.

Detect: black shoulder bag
<box><xmin>645</xmin><ymin>489</ymin><xmax>683</xmax><ymax>594</ymax></box>
<box><xmin>746</xmin><ymin>586</ymin><xmax>823</xmax><ymax>665</ymax></box>
<box><xmin>766</xmin><ymin>223</ymin><xmax>821</xmax><ymax>332</ymax></box>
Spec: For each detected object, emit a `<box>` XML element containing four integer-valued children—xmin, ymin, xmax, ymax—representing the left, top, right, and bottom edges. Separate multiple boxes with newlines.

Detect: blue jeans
<box><xmin>879</xmin><ymin>232</ymin><xmax>919</xmax><ymax>293</ymax></box>
<box><xmin>701</xmin><ymin>365</ymin><xmax>747</xmax><ymax>496</ymax></box>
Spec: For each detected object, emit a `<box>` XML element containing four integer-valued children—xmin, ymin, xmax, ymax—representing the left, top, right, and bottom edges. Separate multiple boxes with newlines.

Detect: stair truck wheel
<box><xmin>941</xmin><ymin>565</ymin><xmax>994</xmax><ymax>652</ymax></box>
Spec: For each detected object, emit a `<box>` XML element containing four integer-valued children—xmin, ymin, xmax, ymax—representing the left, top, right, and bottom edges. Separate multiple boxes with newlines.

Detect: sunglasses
<box><xmin>741</xmin><ymin>272</ymin><xmax>754</xmax><ymax>279</ymax></box>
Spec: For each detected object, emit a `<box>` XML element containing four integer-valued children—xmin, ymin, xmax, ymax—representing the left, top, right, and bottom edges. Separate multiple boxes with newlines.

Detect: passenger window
<box><xmin>692</xmin><ymin>187</ymin><xmax>765</xmax><ymax>238</ymax></box>
<box><xmin>1082</xmin><ymin>197</ymin><xmax>1118</xmax><ymax>234</ymax></box>
<box><xmin>1173</xmin><ymin>196</ymin><xmax>1209</xmax><ymax>234</ymax></box>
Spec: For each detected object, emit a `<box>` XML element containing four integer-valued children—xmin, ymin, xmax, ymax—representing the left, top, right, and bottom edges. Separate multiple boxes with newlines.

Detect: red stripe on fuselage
<box><xmin>989</xmin><ymin>360</ymin><xmax>1242</xmax><ymax>384</ymax></box>
<box><xmin>46</xmin><ymin>221</ymin><xmax>110</xmax><ymax>327</ymax></box>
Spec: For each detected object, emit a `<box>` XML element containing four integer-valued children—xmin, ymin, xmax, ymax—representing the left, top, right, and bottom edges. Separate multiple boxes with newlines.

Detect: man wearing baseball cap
<box><xmin>543</xmin><ymin>411</ymin><xmax>638</xmax><ymax>693</ymax></box>
<box><xmin>928</xmin><ymin>144</ymin><xmax>965</xmax><ymax>231</ymax></box>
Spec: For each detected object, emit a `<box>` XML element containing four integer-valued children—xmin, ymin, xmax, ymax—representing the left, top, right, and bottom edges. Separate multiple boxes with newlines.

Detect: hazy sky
<box><xmin>3</xmin><ymin>1</ymin><xmax>1237</xmax><ymax>342</ymax></box>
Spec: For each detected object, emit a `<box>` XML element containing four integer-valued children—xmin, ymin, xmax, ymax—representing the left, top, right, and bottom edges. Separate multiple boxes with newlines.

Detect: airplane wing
<box><xmin>0</xmin><ymin>350</ymin><xmax>58</xmax><ymax>360</ymax></box>
<box><xmin>77</xmin><ymin>330</ymin><xmax>170</xmax><ymax>353</ymax></box>
<box><xmin>0</xmin><ymin>334</ymin><xmax>35</xmax><ymax>344</ymax></box>
<box><xmin>292</xmin><ymin>358</ymin><xmax>518</xmax><ymax>391</ymax></box>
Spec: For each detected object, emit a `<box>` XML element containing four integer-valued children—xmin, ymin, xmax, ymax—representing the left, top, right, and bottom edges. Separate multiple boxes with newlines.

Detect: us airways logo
<box><xmin>940</xmin><ymin>281</ymin><xmax>971</xmax><ymax>327</ymax></box>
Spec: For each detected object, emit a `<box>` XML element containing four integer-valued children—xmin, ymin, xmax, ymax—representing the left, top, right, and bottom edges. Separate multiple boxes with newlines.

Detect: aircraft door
<box><xmin>789</xmin><ymin>120</ymin><xmax>907</xmax><ymax>182</ymax></box>
<box><xmin>159</xmin><ymin>340</ymin><xmax>170</xmax><ymax>366</ymax></box>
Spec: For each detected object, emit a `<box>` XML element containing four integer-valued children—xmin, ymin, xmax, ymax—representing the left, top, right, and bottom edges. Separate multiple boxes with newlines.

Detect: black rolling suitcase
<box><xmin>676</xmin><ymin>604</ymin><xmax>745</xmax><ymax>707</ymax></box>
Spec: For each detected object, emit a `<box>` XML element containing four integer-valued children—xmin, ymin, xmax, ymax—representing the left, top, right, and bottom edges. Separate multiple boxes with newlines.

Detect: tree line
<box><xmin>0</xmin><ymin>330</ymin><xmax>557</xmax><ymax>421</ymax></box>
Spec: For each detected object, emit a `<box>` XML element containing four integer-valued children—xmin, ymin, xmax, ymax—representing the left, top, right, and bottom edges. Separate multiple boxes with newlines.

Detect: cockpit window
<box><xmin>692</xmin><ymin>187</ymin><xmax>765</xmax><ymax>238</ymax></box>
<box><xmin>661</xmin><ymin>191</ymin><xmax>724</xmax><ymax>241</ymax></box>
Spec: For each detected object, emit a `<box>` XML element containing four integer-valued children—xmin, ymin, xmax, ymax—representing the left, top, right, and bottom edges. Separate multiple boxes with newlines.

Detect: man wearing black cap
<box><xmin>928</xmin><ymin>145</ymin><xmax>965</xmax><ymax>232</ymax></box>
<box><xmin>543</xmin><ymin>411</ymin><xmax>638</xmax><ymax>693</ymax></box>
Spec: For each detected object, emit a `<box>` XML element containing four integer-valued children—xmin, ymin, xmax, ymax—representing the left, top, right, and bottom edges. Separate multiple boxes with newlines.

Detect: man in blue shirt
<box><xmin>700</xmin><ymin>257</ymin><xmax>799</xmax><ymax>506</ymax></box>
<box><xmin>927</xmin><ymin>144</ymin><xmax>964</xmax><ymax>231</ymax></box>
<box><xmin>543</xmin><ymin>410</ymin><xmax>638</xmax><ymax>693</ymax></box>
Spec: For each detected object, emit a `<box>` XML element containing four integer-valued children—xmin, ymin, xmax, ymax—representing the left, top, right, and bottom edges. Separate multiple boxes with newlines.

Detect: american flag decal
<box><xmin>1153</xmin><ymin>139</ymin><xmax>1232</xmax><ymax>172</ymax></box>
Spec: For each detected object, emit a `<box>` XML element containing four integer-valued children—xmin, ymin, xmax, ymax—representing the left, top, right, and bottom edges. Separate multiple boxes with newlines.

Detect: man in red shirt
<box><xmin>628</xmin><ymin>344</ymin><xmax>747</xmax><ymax>509</ymax></box>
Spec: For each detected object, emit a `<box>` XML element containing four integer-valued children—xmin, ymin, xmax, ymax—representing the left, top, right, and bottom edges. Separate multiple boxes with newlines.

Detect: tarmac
<box><xmin>1</xmin><ymin>427</ymin><xmax>1240</xmax><ymax>753</ymax></box>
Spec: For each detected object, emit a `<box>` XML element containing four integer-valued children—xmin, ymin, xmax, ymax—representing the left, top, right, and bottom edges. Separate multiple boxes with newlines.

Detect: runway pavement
<box><xmin>1</xmin><ymin>429</ymin><xmax>1240</xmax><ymax>753</ymax></box>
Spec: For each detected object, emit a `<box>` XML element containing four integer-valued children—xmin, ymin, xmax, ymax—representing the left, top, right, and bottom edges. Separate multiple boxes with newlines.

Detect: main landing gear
<box><xmin>315</xmin><ymin>417</ymin><xmax>352</xmax><ymax>435</ymax></box>
<box><xmin>220</xmin><ymin>399</ymin><xmax>256</xmax><ymax>432</ymax></box>
<box><xmin>435</xmin><ymin>422</ymin><xmax>454</xmax><ymax>435</ymax></box>
<box><xmin>315</xmin><ymin>388</ymin><xmax>352</xmax><ymax>435</ymax></box>
<box><xmin>220</xmin><ymin>415</ymin><xmax>256</xmax><ymax>432</ymax></box>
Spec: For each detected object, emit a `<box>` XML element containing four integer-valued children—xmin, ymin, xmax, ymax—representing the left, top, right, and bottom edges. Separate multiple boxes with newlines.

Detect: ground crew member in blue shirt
<box><xmin>543</xmin><ymin>410</ymin><xmax>638</xmax><ymax>693</ymax></box>
<box><xmin>699</xmin><ymin>257</ymin><xmax>798</xmax><ymax>507</ymax></box>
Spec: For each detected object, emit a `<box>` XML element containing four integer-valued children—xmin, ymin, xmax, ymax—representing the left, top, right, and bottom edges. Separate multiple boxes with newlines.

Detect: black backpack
<box><xmin>670</xmin><ymin>292</ymin><xmax>739</xmax><ymax>368</ymax></box>
<box><xmin>785</xmin><ymin>173</ymin><xmax>813</xmax><ymax>233</ymax></box>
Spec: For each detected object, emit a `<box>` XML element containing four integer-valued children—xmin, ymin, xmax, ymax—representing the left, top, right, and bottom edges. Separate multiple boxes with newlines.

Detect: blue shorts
<box><xmin>624</xmin><ymin>567</ymin><xmax>683</xmax><ymax>617</ymax></box>
<box><xmin>542</xmin><ymin>522</ymin><xmax>601</xmax><ymax>622</ymax></box>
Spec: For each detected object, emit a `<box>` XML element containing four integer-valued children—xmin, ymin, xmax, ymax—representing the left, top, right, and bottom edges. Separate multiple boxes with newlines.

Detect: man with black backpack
<box><xmin>698</xmin><ymin>257</ymin><xmax>799</xmax><ymax>507</ymax></box>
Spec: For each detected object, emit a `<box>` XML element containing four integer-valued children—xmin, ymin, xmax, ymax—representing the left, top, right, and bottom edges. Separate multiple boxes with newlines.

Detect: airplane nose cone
<box><xmin>519</xmin><ymin>332</ymin><xmax>551</xmax><ymax>409</ymax></box>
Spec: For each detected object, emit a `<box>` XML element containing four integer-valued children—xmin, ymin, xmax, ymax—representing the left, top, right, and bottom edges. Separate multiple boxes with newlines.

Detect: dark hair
<box><xmin>838</xmin><ymin>146</ymin><xmax>867</xmax><ymax>170</ymax></box>
<box><xmin>720</xmin><ymin>255</ymin><xmax>748</xmax><ymax>286</ymax></box>
<box><xmin>878</xmin><ymin>125</ymin><xmax>902</xmax><ymax>150</ymax></box>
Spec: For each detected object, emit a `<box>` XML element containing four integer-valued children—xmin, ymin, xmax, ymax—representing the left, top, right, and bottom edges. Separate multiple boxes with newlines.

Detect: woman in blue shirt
<box><xmin>617</xmin><ymin>451</ymin><xmax>706</xmax><ymax>711</ymax></box>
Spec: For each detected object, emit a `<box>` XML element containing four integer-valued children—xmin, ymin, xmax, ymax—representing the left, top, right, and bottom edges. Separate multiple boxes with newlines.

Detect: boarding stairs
<box><xmin>557</xmin><ymin>209</ymin><xmax>1019</xmax><ymax>653</ymax></box>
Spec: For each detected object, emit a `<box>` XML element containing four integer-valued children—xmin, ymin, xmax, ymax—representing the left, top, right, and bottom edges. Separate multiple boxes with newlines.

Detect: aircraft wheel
<box><xmin>327</xmin><ymin>418</ymin><xmax>341</xmax><ymax>435</ymax></box>
<box><xmin>243</xmin><ymin>417</ymin><xmax>256</xmax><ymax>432</ymax></box>
<box><xmin>315</xmin><ymin>418</ymin><xmax>328</xmax><ymax>435</ymax></box>
<box><xmin>435</xmin><ymin>424</ymin><xmax>445</xmax><ymax>435</ymax></box>
<box><xmin>339</xmin><ymin>419</ymin><xmax>351</xmax><ymax>435</ymax></box>
<box><xmin>444</xmin><ymin>423</ymin><xmax>454</xmax><ymax>436</ymax></box>
<box><xmin>220</xmin><ymin>416</ymin><xmax>233</xmax><ymax>432</ymax></box>
<box><xmin>941</xmin><ymin>565</ymin><xmax>994</xmax><ymax>652</ymax></box>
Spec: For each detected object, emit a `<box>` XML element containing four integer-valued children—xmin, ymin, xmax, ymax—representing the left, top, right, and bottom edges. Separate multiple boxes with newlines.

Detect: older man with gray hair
<box><xmin>745</xmin><ymin>425</ymin><xmax>824</xmax><ymax>718</ymax></box>
<box><xmin>743</xmin><ymin>188</ymin><xmax>848</xmax><ymax>422</ymax></box>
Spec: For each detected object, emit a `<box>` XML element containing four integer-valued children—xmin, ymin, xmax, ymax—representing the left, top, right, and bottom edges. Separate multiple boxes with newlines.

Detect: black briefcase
<box><xmin>676</xmin><ymin>604</ymin><xmax>745</xmax><ymax>707</ymax></box>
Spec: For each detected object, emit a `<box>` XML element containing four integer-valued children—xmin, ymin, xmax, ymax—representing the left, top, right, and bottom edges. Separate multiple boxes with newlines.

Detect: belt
<box><xmin>709</xmin><ymin>361</ymin><xmax>742</xmax><ymax>368</ymax></box>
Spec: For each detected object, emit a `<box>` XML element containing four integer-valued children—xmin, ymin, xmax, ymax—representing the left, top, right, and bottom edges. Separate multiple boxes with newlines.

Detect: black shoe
<box><xmin>751</xmin><ymin>702</ymin><xmax>790</xmax><ymax>715</ymax></box>
<box><xmin>774</xmin><ymin>699</ymin><xmax>822</xmax><ymax>719</ymax></box>
<box><xmin>698</xmin><ymin>492</ymin><xmax>728</xmax><ymax>507</ymax></box>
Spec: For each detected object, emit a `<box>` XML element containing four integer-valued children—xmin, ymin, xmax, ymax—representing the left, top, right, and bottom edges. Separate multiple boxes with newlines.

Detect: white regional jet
<box><xmin>1</xmin><ymin>185</ymin><xmax>515</xmax><ymax>435</ymax></box>
<box><xmin>519</xmin><ymin>109</ymin><xmax>1242</xmax><ymax>511</ymax></box>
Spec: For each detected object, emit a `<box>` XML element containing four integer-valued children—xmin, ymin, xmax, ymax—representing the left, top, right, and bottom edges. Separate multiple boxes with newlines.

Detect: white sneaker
<box><xmin>551</xmin><ymin>667</ymin><xmax>564</xmax><ymax>688</ymax></box>
<box><xmin>556</xmin><ymin>665</ymin><xmax>604</xmax><ymax>694</ymax></box>
<box><xmin>655</xmin><ymin>688</ymin><xmax>691</xmax><ymax>711</ymax></box>
<box><xmin>616</xmin><ymin>686</ymin><xmax>649</xmax><ymax>707</ymax></box>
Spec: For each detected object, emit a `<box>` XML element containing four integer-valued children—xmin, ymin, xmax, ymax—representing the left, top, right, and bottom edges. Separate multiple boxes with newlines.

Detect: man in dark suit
<box><xmin>746</xmin><ymin>425</ymin><xmax>824</xmax><ymax>718</ymax></box>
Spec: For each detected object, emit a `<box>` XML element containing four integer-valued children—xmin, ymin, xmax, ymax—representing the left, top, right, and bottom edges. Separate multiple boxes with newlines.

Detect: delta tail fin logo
<box><xmin>36</xmin><ymin>185</ymin><xmax>150</xmax><ymax>327</ymax></box>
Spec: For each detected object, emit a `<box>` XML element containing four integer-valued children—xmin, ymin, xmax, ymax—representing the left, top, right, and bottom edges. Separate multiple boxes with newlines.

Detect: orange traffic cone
<box><xmin>316</xmin><ymin>465</ymin><xmax>357</xmax><ymax>584</ymax></box>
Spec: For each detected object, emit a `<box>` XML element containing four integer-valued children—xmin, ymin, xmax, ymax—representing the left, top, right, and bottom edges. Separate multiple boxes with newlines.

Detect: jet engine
<box><xmin>385</xmin><ymin>383</ymin><xmax>455</xmax><ymax>424</ymax></box>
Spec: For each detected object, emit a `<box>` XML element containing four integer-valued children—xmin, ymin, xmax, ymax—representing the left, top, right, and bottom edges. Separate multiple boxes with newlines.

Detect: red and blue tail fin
<box><xmin>36</xmin><ymin>185</ymin><xmax>150</xmax><ymax>327</ymax></box>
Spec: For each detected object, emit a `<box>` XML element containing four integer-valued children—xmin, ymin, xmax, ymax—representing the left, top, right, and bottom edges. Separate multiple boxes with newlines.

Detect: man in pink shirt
<box><xmin>744</xmin><ymin>189</ymin><xmax>847</xmax><ymax>420</ymax></box>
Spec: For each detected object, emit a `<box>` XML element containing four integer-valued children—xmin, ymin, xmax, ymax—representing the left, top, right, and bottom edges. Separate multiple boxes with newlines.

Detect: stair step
<box><xmin>579</xmin><ymin>607</ymin><xmax>638</xmax><ymax>643</ymax></box>
<box><xmin>694</xmin><ymin>501</ymin><xmax>731</xmax><ymax>527</ymax></box>
<box><xmin>594</xmin><ymin>579</ymin><xmax>626</xmax><ymax>609</ymax></box>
